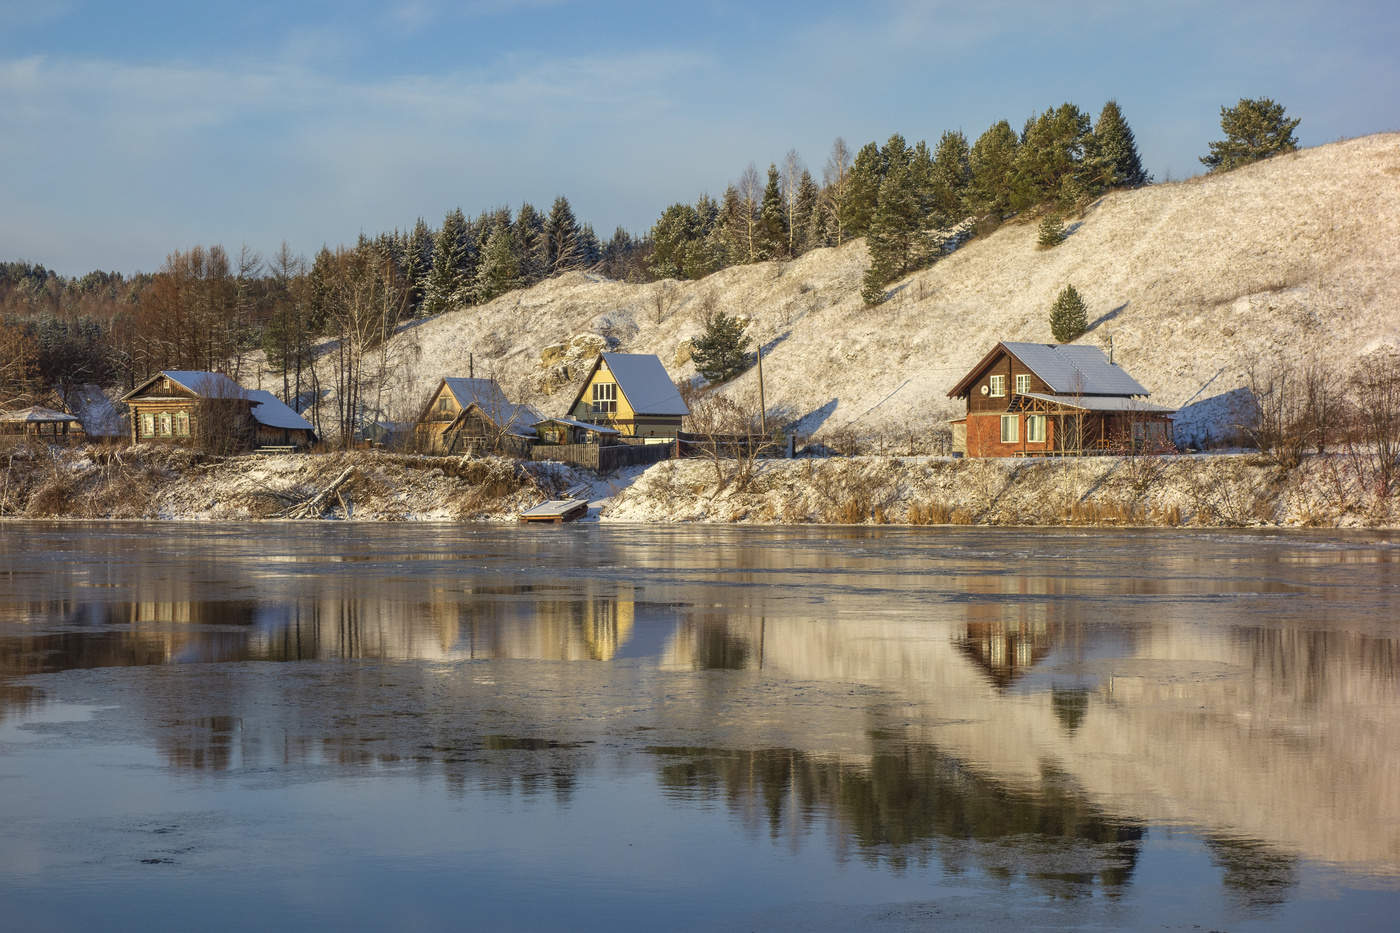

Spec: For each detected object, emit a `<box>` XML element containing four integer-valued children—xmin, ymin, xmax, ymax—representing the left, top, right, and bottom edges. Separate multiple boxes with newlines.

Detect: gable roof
<box><xmin>425</xmin><ymin>377</ymin><xmax>542</xmax><ymax>434</ymax></box>
<box><xmin>0</xmin><ymin>406</ymin><xmax>82</xmax><ymax>424</ymax></box>
<box><xmin>122</xmin><ymin>370</ymin><xmax>244</xmax><ymax>401</ymax></box>
<box><xmin>948</xmin><ymin>342</ymin><xmax>1150</xmax><ymax>398</ymax></box>
<box><xmin>568</xmin><ymin>353</ymin><xmax>689</xmax><ymax>416</ymax></box>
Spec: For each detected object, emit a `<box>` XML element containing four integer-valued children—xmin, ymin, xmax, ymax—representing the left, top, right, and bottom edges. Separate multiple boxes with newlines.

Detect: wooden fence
<box><xmin>531</xmin><ymin>441</ymin><xmax>675</xmax><ymax>472</ymax></box>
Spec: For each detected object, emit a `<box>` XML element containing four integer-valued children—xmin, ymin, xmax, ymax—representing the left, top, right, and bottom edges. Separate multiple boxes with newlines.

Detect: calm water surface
<box><xmin>0</xmin><ymin>522</ymin><xmax>1398</xmax><ymax>932</ymax></box>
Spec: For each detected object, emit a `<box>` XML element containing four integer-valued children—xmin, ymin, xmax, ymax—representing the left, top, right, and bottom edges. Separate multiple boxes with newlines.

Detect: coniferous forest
<box><xmin>2</xmin><ymin>97</ymin><xmax>1276</xmax><ymax>418</ymax></box>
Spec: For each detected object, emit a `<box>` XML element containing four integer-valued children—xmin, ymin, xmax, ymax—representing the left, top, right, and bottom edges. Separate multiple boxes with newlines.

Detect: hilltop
<box><xmin>299</xmin><ymin>134</ymin><xmax>1400</xmax><ymax>447</ymax></box>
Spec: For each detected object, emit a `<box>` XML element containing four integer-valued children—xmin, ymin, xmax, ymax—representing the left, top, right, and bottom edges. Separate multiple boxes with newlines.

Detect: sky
<box><xmin>2</xmin><ymin>0</ymin><xmax>1397</xmax><ymax>276</ymax></box>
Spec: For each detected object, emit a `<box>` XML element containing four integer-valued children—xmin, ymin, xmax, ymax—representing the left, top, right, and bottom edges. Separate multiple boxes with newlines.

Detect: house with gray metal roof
<box><xmin>413</xmin><ymin>376</ymin><xmax>544</xmax><ymax>455</ymax></box>
<box><xmin>947</xmin><ymin>342</ymin><xmax>1175</xmax><ymax>457</ymax></box>
<box><xmin>121</xmin><ymin>371</ymin><xmax>316</xmax><ymax>450</ymax></box>
<box><xmin>565</xmin><ymin>353</ymin><xmax>689</xmax><ymax>442</ymax></box>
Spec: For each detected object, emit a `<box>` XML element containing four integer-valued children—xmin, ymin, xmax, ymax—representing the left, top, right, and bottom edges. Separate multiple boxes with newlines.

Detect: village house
<box><xmin>566</xmin><ymin>353</ymin><xmax>689</xmax><ymax>442</ymax></box>
<box><xmin>947</xmin><ymin>342</ymin><xmax>1175</xmax><ymax>457</ymax></box>
<box><xmin>412</xmin><ymin>377</ymin><xmax>543</xmax><ymax>455</ymax></box>
<box><xmin>121</xmin><ymin>371</ymin><xmax>316</xmax><ymax>450</ymax></box>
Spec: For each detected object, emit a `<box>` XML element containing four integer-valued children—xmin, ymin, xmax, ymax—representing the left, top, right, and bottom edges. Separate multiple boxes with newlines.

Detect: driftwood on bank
<box><xmin>282</xmin><ymin>466</ymin><xmax>358</xmax><ymax>519</ymax></box>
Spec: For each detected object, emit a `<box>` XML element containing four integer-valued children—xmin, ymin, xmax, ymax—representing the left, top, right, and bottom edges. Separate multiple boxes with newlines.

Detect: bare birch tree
<box><xmin>822</xmin><ymin>137</ymin><xmax>854</xmax><ymax>246</ymax></box>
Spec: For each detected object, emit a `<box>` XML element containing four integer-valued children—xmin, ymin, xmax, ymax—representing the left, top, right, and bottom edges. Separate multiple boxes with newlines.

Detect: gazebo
<box><xmin>0</xmin><ymin>406</ymin><xmax>87</xmax><ymax>446</ymax></box>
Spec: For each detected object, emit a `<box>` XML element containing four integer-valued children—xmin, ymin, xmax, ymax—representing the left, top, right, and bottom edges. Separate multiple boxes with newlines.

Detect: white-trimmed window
<box><xmin>592</xmin><ymin>382</ymin><xmax>617</xmax><ymax>414</ymax></box>
<box><xmin>989</xmin><ymin>375</ymin><xmax>1006</xmax><ymax>397</ymax></box>
<box><xmin>158</xmin><ymin>412</ymin><xmax>173</xmax><ymax>436</ymax></box>
<box><xmin>1027</xmin><ymin>414</ymin><xmax>1046</xmax><ymax>443</ymax></box>
<box><xmin>1015</xmin><ymin>374</ymin><xmax>1031</xmax><ymax>395</ymax></box>
<box><xmin>176</xmin><ymin>412</ymin><xmax>190</xmax><ymax>436</ymax></box>
<box><xmin>1000</xmin><ymin>414</ymin><xmax>1019</xmax><ymax>443</ymax></box>
<box><xmin>141</xmin><ymin>414</ymin><xmax>155</xmax><ymax>437</ymax></box>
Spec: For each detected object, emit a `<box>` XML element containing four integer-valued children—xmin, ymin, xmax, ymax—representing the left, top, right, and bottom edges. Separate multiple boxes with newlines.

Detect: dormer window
<box><xmin>1015</xmin><ymin>374</ymin><xmax>1030</xmax><ymax>395</ymax></box>
<box><xmin>989</xmin><ymin>375</ymin><xmax>1006</xmax><ymax>397</ymax></box>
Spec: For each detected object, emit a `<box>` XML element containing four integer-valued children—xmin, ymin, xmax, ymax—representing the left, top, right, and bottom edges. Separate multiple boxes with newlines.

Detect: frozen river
<box><xmin>1</xmin><ymin>522</ymin><xmax>1398</xmax><ymax>931</ymax></box>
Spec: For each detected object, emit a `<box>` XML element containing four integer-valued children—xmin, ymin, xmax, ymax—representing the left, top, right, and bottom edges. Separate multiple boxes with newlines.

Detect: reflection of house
<box><xmin>122</xmin><ymin>371</ymin><xmax>316</xmax><ymax>449</ymax></box>
<box><xmin>948</xmin><ymin>342</ymin><xmax>1175</xmax><ymax>457</ymax></box>
<box><xmin>566</xmin><ymin>353</ymin><xmax>689</xmax><ymax>441</ymax></box>
<box><xmin>413</xmin><ymin>377</ymin><xmax>543</xmax><ymax>454</ymax></box>
<box><xmin>0</xmin><ymin>406</ymin><xmax>85</xmax><ymax>448</ymax></box>
<box><xmin>955</xmin><ymin>618</ymin><xmax>1058</xmax><ymax>688</ymax></box>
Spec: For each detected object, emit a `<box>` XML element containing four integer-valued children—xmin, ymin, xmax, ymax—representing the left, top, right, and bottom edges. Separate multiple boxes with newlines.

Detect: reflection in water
<box><xmin>1</xmin><ymin>522</ymin><xmax>1399</xmax><ymax>924</ymax></box>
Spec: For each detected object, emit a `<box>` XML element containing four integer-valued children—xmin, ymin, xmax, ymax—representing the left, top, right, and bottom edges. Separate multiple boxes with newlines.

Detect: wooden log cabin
<box><xmin>565</xmin><ymin>353</ymin><xmax>689</xmax><ymax>442</ymax></box>
<box><xmin>121</xmin><ymin>371</ymin><xmax>316</xmax><ymax>450</ymax></box>
<box><xmin>947</xmin><ymin>342</ymin><xmax>1175</xmax><ymax>457</ymax></box>
<box><xmin>412</xmin><ymin>377</ymin><xmax>543</xmax><ymax>455</ymax></box>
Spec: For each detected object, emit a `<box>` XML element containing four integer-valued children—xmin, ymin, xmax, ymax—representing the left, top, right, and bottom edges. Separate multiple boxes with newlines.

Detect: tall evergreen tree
<box><xmin>929</xmin><ymin>130</ymin><xmax>971</xmax><ymax>228</ymax></box>
<box><xmin>1049</xmin><ymin>284</ymin><xmax>1089</xmax><ymax>343</ymax></box>
<box><xmin>1011</xmin><ymin>103</ymin><xmax>1094</xmax><ymax>210</ymax></box>
<box><xmin>515</xmin><ymin>202</ymin><xmax>546</xmax><ymax>284</ymax></box>
<box><xmin>404</xmin><ymin>217</ymin><xmax>433</xmax><ymax>316</ymax></box>
<box><xmin>576</xmin><ymin>223</ymin><xmax>603</xmax><ymax>269</ymax></box>
<box><xmin>691</xmin><ymin>309</ymin><xmax>752</xmax><ymax>384</ymax></box>
<box><xmin>648</xmin><ymin>202</ymin><xmax>703</xmax><ymax>280</ymax></box>
<box><xmin>474</xmin><ymin>225</ymin><xmax>522</xmax><ymax>303</ymax></box>
<box><xmin>1201</xmin><ymin>97</ymin><xmax>1300</xmax><ymax>173</ymax></box>
<box><xmin>862</xmin><ymin>135</ymin><xmax>926</xmax><ymax>305</ymax></box>
<box><xmin>543</xmin><ymin>195</ymin><xmax>583</xmax><ymax>276</ymax></box>
<box><xmin>793</xmin><ymin>169</ymin><xmax>821</xmax><ymax>255</ymax></box>
<box><xmin>966</xmin><ymin>120</ymin><xmax>1020</xmax><ymax>218</ymax></box>
<box><xmin>1093</xmin><ymin>101</ymin><xmax>1150</xmax><ymax>188</ymax></box>
<box><xmin>760</xmin><ymin>163</ymin><xmax>789</xmax><ymax>259</ymax></box>
<box><xmin>842</xmin><ymin>141</ymin><xmax>884</xmax><ymax>239</ymax></box>
<box><xmin>423</xmin><ymin>208</ymin><xmax>470</xmax><ymax>317</ymax></box>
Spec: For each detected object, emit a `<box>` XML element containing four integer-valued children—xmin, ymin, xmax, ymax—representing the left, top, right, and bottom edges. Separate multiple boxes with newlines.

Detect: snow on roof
<box><xmin>245</xmin><ymin>390</ymin><xmax>315</xmax><ymax>431</ymax></box>
<box><xmin>537</xmin><ymin>416</ymin><xmax>621</xmax><ymax>434</ymax></box>
<box><xmin>0</xmin><ymin>406</ymin><xmax>81</xmax><ymax>423</ymax></box>
<box><xmin>599</xmin><ymin>353</ymin><xmax>689</xmax><ymax>415</ymax></box>
<box><xmin>1019</xmin><ymin>392</ymin><xmax>1175</xmax><ymax>414</ymax></box>
<box><xmin>439</xmin><ymin>378</ymin><xmax>542</xmax><ymax>434</ymax></box>
<box><xmin>1002</xmin><ymin>343</ymin><xmax>1150</xmax><ymax>396</ymax></box>
<box><xmin>161</xmin><ymin>371</ymin><xmax>245</xmax><ymax>397</ymax></box>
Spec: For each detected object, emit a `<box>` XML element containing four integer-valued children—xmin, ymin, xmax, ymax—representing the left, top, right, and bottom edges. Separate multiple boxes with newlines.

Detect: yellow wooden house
<box><xmin>565</xmin><ymin>353</ymin><xmax>689</xmax><ymax>442</ymax></box>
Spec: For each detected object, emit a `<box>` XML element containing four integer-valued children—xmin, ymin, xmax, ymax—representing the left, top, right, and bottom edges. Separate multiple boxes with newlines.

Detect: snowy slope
<box><xmin>297</xmin><ymin>134</ymin><xmax>1400</xmax><ymax>445</ymax></box>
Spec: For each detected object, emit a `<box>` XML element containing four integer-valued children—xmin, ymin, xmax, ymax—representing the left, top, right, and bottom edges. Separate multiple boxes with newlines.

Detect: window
<box><xmin>438</xmin><ymin>397</ymin><xmax>450</xmax><ymax>412</ymax></box>
<box><xmin>158</xmin><ymin>413</ymin><xmax>173</xmax><ymax>436</ymax></box>
<box><xmin>1015</xmin><ymin>374</ymin><xmax>1030</xmax><ymax>395</ymax></box>
<box><xmin>1027</xmin><ymin>415</ymin><xmax>1046</xmax><ymax>443</ymax></box>
<box><xmin>141</xmin><ymin>414</ymin><xmax>155</xmax><ymax>437</ymax></box>
<box><xmin>989</xmin><ymin>375</ymin><xmax>1005</xmax><ymax>397</ymax></box>
<box><xmin>176</xmin><ymin>412</ymin><xmax>190</xmax><ymax>436</ymax></box>
<box><xmin>592</xmin><ymin>382</ymin><xmax>617</xmax><ymax>414</ymax></box>
<box><xmin>1001</xmin><ymin>414</ymin><xmax>1019</xmax><ymax>443</ymax></box>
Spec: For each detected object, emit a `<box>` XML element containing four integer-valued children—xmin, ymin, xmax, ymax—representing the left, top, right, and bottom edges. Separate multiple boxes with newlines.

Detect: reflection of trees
<box><xmin>1204</xmin><ymin>836</ymin><xmax>1300</xmax><ymax>910</ymax></box>
<box><xmin>651</xmin><ymin>745</ymin><xmax>1144</xmax><ymax>890</ymax></box>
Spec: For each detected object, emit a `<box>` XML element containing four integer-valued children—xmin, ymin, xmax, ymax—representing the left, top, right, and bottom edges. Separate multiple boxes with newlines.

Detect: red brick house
<box><xmin>948</xmin><ymin>342</ymin><xmax>1175</xmax><ymax>457</ymax></box>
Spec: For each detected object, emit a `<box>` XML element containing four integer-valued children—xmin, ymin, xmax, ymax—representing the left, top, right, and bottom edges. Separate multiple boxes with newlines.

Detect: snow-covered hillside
<box><xmin>300</xmin><ymin>134</ymin><xmax>1400</xmax><ymax>446</ymax></box>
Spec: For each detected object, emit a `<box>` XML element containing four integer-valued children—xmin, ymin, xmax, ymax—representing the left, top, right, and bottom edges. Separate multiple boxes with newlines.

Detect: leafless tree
<box><xmin>1343</xmin><ymin>355</ymin><xmax>1400</xmax><ymax>498</ymax></box>
<box><xmin>733</xmin><ymin>163</ymin><xmax>765</xmax><ymax>264</ymax></box>
<box><xmin>682</xmin><ymin>387</ymin><xmax>780</xmax><ymax>492</ymax></box>
<box><xmin>822</xmin><ymin>137</ymin><xmax>853</xmax><ymax>246</ymax></box>
<box><xmin>193</xmin><ymin>376</ymin><xmax>252</xmax><ymax>456</ymax></box>
<box><xmin>781</xmin><ymin>149</ymin><xmax>806</xmax><ymax>257</ymax></box>
<box><xmin>323</xmin><ymin>246</ymin><xmax>410</xmax><ymax>448</ymax></box>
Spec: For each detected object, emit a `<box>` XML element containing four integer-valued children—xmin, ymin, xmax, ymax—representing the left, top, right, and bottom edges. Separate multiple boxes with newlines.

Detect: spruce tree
<box><xmin>405</xmin><ymin>218</ymin><xmax>433</xmax><ymax>316</ymax></box>
<box><xmin>1049</xmin><ymin>284</ymin><xmax>1088</xmax><ymax>343</ymax></box>
<box><xmin>648</xmin><ymin>202</ymin><xmax>702</xmax><ymax>280</ymax></box>
<box><xmin>1093</xmin><ymin>100</ymin><xmax>1149</xmax><ymax>188</ymax></box>
<box><xmin>515</xmin><ymin>202</ymin><xmax>546</xmax><ymax>284</ymax></box>
<box><xmin>929</xmin><ymin>130</ymin><xmax>971</xmax><ymax>228</ymax></box>
<box><xmin>760</xmin><ymin>163</ymin><xmax>789</xmax><ymax>259</ymax></box>
<box><xmin>474</xmin><ymin>225</ymin><xmax>522</xmax><ymax>303</ymax></box>
<box><xmin>691</xmin><ymin>309</ymin><xmax>752</xmax><ymax>383</ymax></box>
<box><xmin>423</xmin><ymin>209</ymin><xmax>470</xmax><ymax>317</ymax></box>
<box><xmin>543</xmin><ymin>196</ymin><xmax>582</xmax><ymax>276</ymax></box>
<box><xmin>793</xmin><ymin>169</ymin><xmax>821</xmax><ymax>255</ymax></box>
<box><xmin>1201</xmin><ymin>97</ymin><xmax>1300</xmax><ymax>173</ymax></box>
<box><xmin>1037</xmin><ymin>212</ymin><xmax>1066</xmax><ymax>248</ymax></box>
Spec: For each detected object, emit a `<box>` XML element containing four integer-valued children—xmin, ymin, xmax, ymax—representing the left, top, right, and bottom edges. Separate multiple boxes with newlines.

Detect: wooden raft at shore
<box><xmin>518</xmin><ymin>484</ymin><xmax>591</xmax><ymax>524</ymax></box>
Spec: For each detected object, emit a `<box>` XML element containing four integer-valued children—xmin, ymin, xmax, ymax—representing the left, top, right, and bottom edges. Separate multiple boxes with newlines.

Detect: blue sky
<box><xmin>2</xmin><ymin>0</ymin><xmax>1397</xmax><ymax>276</ymax></box>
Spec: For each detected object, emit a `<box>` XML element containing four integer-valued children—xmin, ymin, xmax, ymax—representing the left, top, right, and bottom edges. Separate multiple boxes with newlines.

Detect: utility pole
<box><xmin>757</xmin><ymin>343</ymin><xmax>767</xmax><ymax>436</ymax></box>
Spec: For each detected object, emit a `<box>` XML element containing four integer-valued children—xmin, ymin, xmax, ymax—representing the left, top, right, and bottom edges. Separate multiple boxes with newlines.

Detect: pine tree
<box><xmin>474</xmin><ymin>224</ymin><xmax>522</xmax><ymax>303</ymax></box>
<box><xmin>929</xmin><ymin>130</ymin><xmax>971</xmax><ymax>229</ymax></box>
<box><xmin>1037</xmin><ymin>212</ymin><xmax>1066</xmax><ymax>248</ymax></box>
<box><xmin>842</xmin><ymin>141</ymin><xmax>884</xmax><ymax>239</ymax></box>
<box><xmin>966</xmin><ymin>120</ymin><xmax>1019</xmax><ymax>219</ymax></box>
<box><xmin>793</xmin><ymin>169</ymin><xmax>821</xmax><ymax>255</ymax></box>
<box><xmin>760</xmin><ymin>163</ymin><xmax>789</xmax><ymax>259</ymax></box>
<box><xmin>691</xmin><ymin>309</ymin><xmax>752</xmax><ymax>383</ymax></box>
<box><xmin>1093</xmin><ymin>101</ymin><xmax>1149</xmax><ymax>188</ymax></box>
<box><xmin>1012</xmin><ymin>104</ymin><xmax>1094</xmax><ymax>211</ymax></box>
<box><xmin>862</xmin><ymin>134</ymin><xmax>931</xmax><ymax>305</ymax></box>
<box><xmin>1201</xmin><ymin>97</ymin><xmax>1301</xmax><ymax>173</ymax></box>
<box><xmin>1049</xmin><ymin>284</ymin><xmax>1088</xmax><ymax>343</ymax></box>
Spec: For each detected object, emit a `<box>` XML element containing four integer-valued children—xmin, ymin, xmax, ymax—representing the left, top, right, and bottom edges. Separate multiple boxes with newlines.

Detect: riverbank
<box><xmin>1</xmin><ymin>445</ymin><xmax>1394</xmax><ymax>526</ymax></box>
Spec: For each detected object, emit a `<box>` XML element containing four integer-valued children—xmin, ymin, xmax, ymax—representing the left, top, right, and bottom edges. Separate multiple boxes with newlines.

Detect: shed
<box><xmin>0</xmin><ymin>406</ymin><xmax>86</xmax><ymax>447</ymax></box>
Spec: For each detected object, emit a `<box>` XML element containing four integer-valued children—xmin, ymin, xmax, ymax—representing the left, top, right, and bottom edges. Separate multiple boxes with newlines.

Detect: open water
<box><xmin>0</xmin><ymin>522</ymin><xmax>1398</xmax><ymax>931</ymax></box>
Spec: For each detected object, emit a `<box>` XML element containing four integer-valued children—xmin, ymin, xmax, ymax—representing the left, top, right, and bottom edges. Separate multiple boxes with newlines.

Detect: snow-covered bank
<box><xmin>0</xmin><ymin>446</ymin><xmax>595</xmax><ymax>522</ymax></box>
<box><xmin>4</xmin><ymin>446</ymin><xmax>1394</xmax><ymax>527</ymax></box>
<box><xmin>603</xmin><ymin>454</ymin><xmax>1397</xmax><ymax>528</ymax></box>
